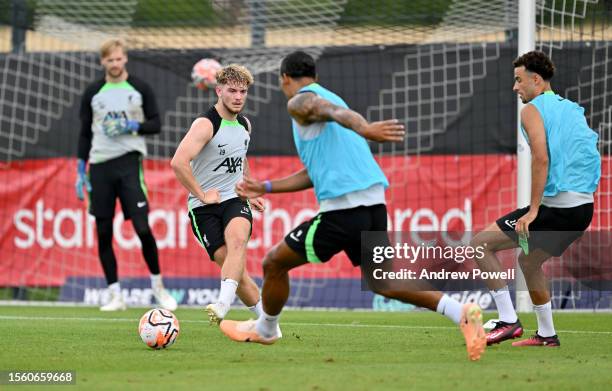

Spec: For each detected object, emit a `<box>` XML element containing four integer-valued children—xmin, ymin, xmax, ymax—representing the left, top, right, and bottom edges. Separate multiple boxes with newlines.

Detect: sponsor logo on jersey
<box><xmin>213</xmin><ymin>157</ymin><xmax>243</xmax><ymax>173</ymax></box>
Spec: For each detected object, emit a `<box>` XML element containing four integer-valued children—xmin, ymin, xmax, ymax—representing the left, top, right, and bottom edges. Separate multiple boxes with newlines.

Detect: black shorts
<box><xmin>496</xmin><ymin>203</ymin><xmax>594</xmax><ymax>257</ymax></box>
<box><xmin>285</xmin><ymin>204</ymin><xmax>387</xmax><ymax>266</ymax></box>
<box><xmin>188</xmin><ymin>197</ymin><xmax>253</xmax><ymax>260</ymax></box>
<box><xmin>89</xmin><ymin>152</ymin><xmax>149</xmax><ymax>220</ymax></box>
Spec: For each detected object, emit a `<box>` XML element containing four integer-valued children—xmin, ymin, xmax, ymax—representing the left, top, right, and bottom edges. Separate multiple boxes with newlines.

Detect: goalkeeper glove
<box><xmin>102</xmin><ymin>116</ymin><xmax>140</xmax><ymax>137</ymax></box>
<box><xmin>75</xmin><ymin>159</ymin><xmax>91</xmax><ymax>201</ymax></box>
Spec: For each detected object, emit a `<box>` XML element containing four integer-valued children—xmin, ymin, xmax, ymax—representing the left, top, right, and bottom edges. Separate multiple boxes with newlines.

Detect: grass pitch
<box><xmin>2</xmin><ymin>306</ymin><xmax>612</xmax><ymax>390</ymax></box>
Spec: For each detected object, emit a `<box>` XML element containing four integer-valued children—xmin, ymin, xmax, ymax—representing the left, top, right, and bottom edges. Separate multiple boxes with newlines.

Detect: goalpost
<box><xmin>515</xmin><ymin>0</ymin><xmax>535</xmax><ymax>313</ymax></box>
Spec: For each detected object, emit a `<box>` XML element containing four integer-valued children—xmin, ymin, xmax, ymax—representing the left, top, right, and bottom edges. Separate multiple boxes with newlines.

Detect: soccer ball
<box><xmin>138</xmin><ymin>308</ymin><xmax>180</xmax><ymax>349</ymax></box>
<box><xmin>191</xmin><ymin>58</ymin><xmax>222</xmax><ymax>90</ymax></box>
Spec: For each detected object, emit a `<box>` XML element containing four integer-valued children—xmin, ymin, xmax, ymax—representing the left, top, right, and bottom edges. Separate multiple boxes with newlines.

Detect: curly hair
<box><xmin>216</xmin><ymin>64</ymin><xmax>254</xmax><ymax>87</ymax></box>
<box><xmin>513</xmin><ymin>51</ymin><xmax>555</xmax><ymax>81</ymax></box>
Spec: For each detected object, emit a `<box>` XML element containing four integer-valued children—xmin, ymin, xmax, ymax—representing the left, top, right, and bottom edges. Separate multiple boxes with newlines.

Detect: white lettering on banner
<box><xmin>13</xmin><ymin>209</ymin><xmax>35</xmax><ymax>248</ymax></box>
<box><xmin>178</xmin><ymin>212</ymin><xmax>190</xmax><ymax>249</ymax></box>
<box><xmin>149</xmin><ymin>209</ymin><xmax>175</xmax><ymax>249</ymax></box>
<box><xmin>83</xmin><ymin>288</ymin><xmax>104</xmax><ymax>305</ymax></box>
<box><xmin>84</xmin><ymin>288</ymin><xmax>153</xmax><ymax>306</ymax></box>
<box><xmin>36</xmin><ymin>200</ymin><xmax>54</xmax><ymax>249</ymax></box>
<box><xmin>53</xmin><ymin>209</ymin><xmax>82</xmax><ymax>248</ymax></box>
<box><xmin>391</xmin><ymin>199</ymin><xmax>472</xmax><ymax>245</ymax></box>
<box><xmin>83</xmin><ymin>288</ymin><xmax>186</xmax><ymax>306</ymax></box>
<box><xmin>448</xmin><ymin>290</ymin><xmax>493</xmax><ymax>309</ymax></box>
<box><xmin>186</xmin><ymin>288</ymin><xmax>220</xmax><ymax>305</ymax></box>
<box><xmin>263</xmin><ymin>202</ymin><xmax>292</xmax><ymax>248</ymax></box>
<box><xmin>86</xmin><ymin>213</ymin><xmax>95</xmax><ymax>248</ymax></box>
<box><xmin>14</xmin><ymin>200</ymin><xmax>96</xmax><ymax>249</ymax></box>
<box><xmin>12</xmin><ymin>198</ymin><xmax>473</xmax><ymax>250</ymax></box>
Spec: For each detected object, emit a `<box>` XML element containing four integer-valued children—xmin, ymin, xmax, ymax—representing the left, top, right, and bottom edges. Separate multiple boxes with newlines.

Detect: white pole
<box><xmin>516</xmin><ymin>0</ymin><xmax>535</xmax><ymax>313</ymax></box>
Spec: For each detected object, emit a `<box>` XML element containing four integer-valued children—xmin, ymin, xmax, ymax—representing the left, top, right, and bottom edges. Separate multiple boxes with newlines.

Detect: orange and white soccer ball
<box><xmin>191</xmin><ymin>58</ymin><xmax>222</xmax><ymax>90</ymax></box>
<box><xmin>138</xmin><ymin>308</ymin><xmax>180</xmax><ymax>349</ymax></box>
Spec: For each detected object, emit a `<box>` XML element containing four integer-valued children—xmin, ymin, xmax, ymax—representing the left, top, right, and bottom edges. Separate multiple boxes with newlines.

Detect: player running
<box><xmin>219</xmin><ymin>51</ymin><xmax>486</xmax><ymax>361</ymax></box>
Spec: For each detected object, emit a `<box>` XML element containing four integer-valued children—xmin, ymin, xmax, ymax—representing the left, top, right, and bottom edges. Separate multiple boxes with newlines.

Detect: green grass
<box><xmin>0</xmin><ymin>287</ymin><xmax>60</xmax><ymax>301</ymax></box>
<box><xmin>2</xmin><ymin>306</ymin><xmax>612</xmax><ymax>390</ymax></box>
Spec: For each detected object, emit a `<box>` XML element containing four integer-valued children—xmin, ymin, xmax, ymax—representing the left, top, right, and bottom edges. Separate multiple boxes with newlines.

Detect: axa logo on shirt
<box><xmin>213</xmin><ymin>157</ymin><xmax>243</xmax><ymax>173</ymax></box>
<box><xmin>102</xmin><ymin>110</ymin><xmax>128</xmax><ymax>123</ymax></box>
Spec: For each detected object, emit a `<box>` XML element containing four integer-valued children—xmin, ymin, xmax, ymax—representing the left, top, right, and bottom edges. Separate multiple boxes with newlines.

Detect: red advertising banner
<box><xmin>0</xmin><ymin>155</ymin><xmax>608</xmax><ymax>286</ymax></box>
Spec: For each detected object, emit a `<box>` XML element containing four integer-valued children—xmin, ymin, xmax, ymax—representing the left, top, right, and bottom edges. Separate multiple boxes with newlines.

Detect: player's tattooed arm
<box><xmin>287</xmin><ymin>92</ymin><xmax>404</xmax><ymax>142</ymax></box>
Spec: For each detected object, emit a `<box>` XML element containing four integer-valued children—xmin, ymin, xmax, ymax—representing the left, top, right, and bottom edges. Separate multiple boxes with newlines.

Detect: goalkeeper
<box><xmin>75</xmin><ymin>38</ymin><xmax>177</xmax><ymax>312</ymax></box>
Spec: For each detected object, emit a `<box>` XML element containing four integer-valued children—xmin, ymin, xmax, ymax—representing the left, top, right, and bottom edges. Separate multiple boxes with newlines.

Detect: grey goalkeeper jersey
<box><xmin>188</xmin><ymin>106</ymin><xmax>251</xmax><ymax>209</ymax></box>
<box><xmin>78</xmin><ymin>75</ymin><xmax>161</xmax><ymax>164</ymax></box>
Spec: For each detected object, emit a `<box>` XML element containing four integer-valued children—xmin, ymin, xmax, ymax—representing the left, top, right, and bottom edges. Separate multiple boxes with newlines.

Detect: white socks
<box><xmin>436</xmin><ymin>294</ymin><xmax>463</xmax><ymax>324</ymax></box>
<box><xmin>218</xmin><ymin>278</ymin><xmax>238</xmax><ymax>309</ymax></box>
<box><xmin>150</xmin><ymin>274</ymin><xmax>163</xmax><ymax>290</ymax></box>
<box><xmin>534</xmin><ymin>301</ymin><xmax>556</xmax><ymax>337</ymax></box>
<box><xmin>490</xmin><ymin>286</ymin><xmax>518</xmax><ymax>323</ymax></box>
<box><xmin>256</xmin><ymin>310</ymin><xmax>280</xmax><ymax>338</ymax></box>
<box><xmin>108</xmin><ymin>282</ymin><xmax>121</xmax><ymax>295</ymax></box>
<box><xmin>248</xmin><ymin>300</ymin><xmax>263</xmax><ymax>318</ymax></box>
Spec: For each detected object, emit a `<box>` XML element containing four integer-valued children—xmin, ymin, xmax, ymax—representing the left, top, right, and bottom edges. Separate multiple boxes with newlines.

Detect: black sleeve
<box><xmin>237</xmin><ymin>114</ymin><xmax>251</xmax><ymax>133</ymax></box>
<box><xmin>130</xmin><ymin>76</ymin><xmax>161</xmax><ymax>135</ymax></box>
<box><xmin>77</xmin><ymin>82</ymin><xmax>101</xmax><ymax>161</ymax></box>
<box><xmin>203</xmin><ymin>106</ymin><xmax>223</xmax><ymax>138</ymax></box>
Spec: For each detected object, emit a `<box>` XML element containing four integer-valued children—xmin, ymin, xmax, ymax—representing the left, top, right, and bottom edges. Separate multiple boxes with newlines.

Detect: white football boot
<box><xmin>152</xmin><ymin>282</ymin><xmax>178</xmax><ymax>311</ymax></box>
<box><xmin>205</xmin><ymin>302</ymin><xmax>229</xmax><ymax>325</ymax></box>
<box><xmin>100</xmin><ymin>290</ymin><xmax>127</xmax><ymax>311</ymax></box>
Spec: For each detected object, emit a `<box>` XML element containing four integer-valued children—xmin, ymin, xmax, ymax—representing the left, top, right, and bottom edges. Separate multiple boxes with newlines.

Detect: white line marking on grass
<box><xmin>1</xmin><ymin>315</ymin><xmax>611</xmax><ymax>335</ymax></box>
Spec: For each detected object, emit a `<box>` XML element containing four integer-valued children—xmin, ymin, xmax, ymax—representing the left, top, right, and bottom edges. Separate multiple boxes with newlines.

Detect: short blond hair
<box><xmin>100</xmin><ymin>38</ymin><xmax>127</xmax><ymax>58</ymax></box>
<box><xmin>216</xmin><ymin>64</ymin><xmax>254</xmax><ymax>87</ymax></box>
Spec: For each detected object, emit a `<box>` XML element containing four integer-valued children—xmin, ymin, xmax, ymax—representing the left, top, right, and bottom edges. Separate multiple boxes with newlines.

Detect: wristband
<box><xmin>263</xmin><ymin>180</ymin><xmax>272</xmax><ymax>193</ymax></box>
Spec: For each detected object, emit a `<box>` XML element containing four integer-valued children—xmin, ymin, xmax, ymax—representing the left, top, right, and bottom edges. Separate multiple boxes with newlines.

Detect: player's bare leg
<box><xmin>213</xmin><ymin>246</ymin><xmax>261</xmax><ymax>308</ymax></box>
<box><xmin>371</xmin><ymin>277</ymin><xmax>485</xmax><ymax>361</ymax></box>
<box><xmin>512</xmin><ymin>250</ymin><xmax>560</xmax><ymax>347</ymax></box>
<box><xmin>471</xmin><ymin>224</ymin><xmax>525</xmax><ymax>345</ymax></box>
<box><xmin>209</xmin><ymin>245</ymin><xmax>282</xmax><ymax>335</ymax></box>
<box><xmin>220</xmin><ymin>241</ymin><xmax>307</xmax><ymax>343</ymax></box>
<box><xmin>222</xmin><ymin>242</ymin><xmax>485</xmax><ymax>359</ymax></box>
<box><xmin>206</xmin><ymin>217</ymin><xmax>251</xmax><ymax>324</ymax></box>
